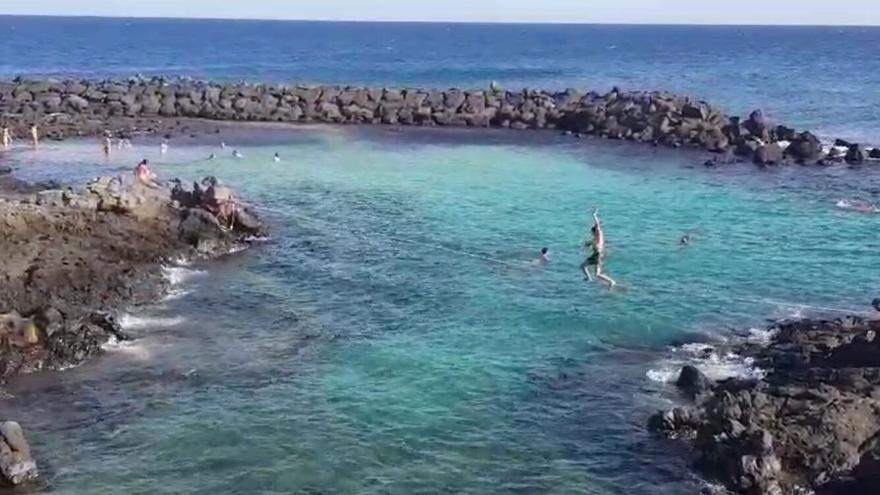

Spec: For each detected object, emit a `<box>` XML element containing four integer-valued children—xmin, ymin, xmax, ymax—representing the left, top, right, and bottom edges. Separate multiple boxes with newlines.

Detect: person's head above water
<box><xmin>680</xmin><ymin>234</ymin><xmax>690</xmax><ymax>245</ymax></box>
<box><xmin>541</xmin><ymin>247</ymin><xmax>549</xmax><ymax>255</ymax></box>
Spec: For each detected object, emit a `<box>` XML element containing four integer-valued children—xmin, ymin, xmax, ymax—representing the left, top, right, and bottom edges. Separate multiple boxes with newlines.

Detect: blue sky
<box><xmin>1</xmin><ymin>0</ymin><xmax>878</xmax><ymax>25</ymax></box>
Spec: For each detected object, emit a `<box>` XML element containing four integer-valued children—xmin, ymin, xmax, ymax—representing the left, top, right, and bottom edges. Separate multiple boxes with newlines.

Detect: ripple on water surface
<box><xmin>2</xmin><ymin>128</ymin><xmax>878</xmax><ymax>494</ymax></box>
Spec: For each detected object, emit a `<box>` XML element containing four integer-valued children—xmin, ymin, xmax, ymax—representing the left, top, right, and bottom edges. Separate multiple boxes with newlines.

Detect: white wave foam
<box><xmin>119</xmin><ymin>314</ymin><xmax>186</xmax><ymax>330</ymax></box>
<box><xmin>747</xmin><ymin>326</ymin><xmax>778</xmax><ymax>344</ymax></box>
<box><xmin>101</xmin><ymin>337</ymin><xmax>153</xmax><ymax>360</ymax></box>
<box><xmin>169</xmin><ymin>255</ymin><xmax>192</xmax><ymax>267</ymax></box>
<box><xmin>162</xmin><ymin>266</ymin><xmax>206</xmax><ymax>286</ymax></box>
<box><xmin>162</xmin><ymin>288</ymin><xmax>193</xmax><ymax>302</ymax></box>
<box><xmin>647</xmin><ymin>342</ymin><xmax>766</xmax><ymax>384</ymax></box>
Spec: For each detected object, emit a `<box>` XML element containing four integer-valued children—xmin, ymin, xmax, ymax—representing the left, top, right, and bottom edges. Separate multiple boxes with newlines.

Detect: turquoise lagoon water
<box><xmin>2</xmin><ymin>127</ymin><xmax>879</xmax><ymax>494</ymax></box>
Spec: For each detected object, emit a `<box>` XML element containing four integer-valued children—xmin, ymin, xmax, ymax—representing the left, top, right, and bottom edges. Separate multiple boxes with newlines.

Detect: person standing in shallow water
<box><xmin>30</xmin><ymin>125</ymin><xmax>38</xmax><ymax>148</ymax></box>
<box><xmin>1</xmin><ymin>127</ymin><xmax>11</xmax><ymax>148</ymax></box>
<box><xmin>580</xmin><ymin>208</ymin><xmax>617</xmax><ymax>288</ymax></box>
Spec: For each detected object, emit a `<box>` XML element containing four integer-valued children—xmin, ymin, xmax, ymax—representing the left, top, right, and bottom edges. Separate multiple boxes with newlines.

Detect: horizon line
<box><xmin>0</xmin><ymin>13</ymin><xmax>878</xmax><ymax>28</ymax></box>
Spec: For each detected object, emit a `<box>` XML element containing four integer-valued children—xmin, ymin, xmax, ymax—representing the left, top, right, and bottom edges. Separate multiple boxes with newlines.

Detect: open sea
<box><xmin>1</xmin><ymin>17</ymin><xmax>880</xmax><ymax>494</ymax></box>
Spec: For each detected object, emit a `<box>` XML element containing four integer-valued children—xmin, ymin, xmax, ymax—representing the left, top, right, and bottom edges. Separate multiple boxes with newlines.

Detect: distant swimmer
<box><xmin>30</xmin><ymin>125</ymin><xmax>38</xmax><ymax>147</ymax></box>
<box><xmin>102</xmin><ymin>136</ymin><xmax>112</xmax><ymax>156</ymax></box>
<box><xmin>837</xmin><ymin>198</ymin><xmax>880</xmax><ymax>214</ymax></box>
<box><xmin>232</xmin><ymin>150</ymin><xmax>243</xmax><ymax>159</ymax></box>
<box><xmin>274</xmin><ymin>152</ymin><xmax>281</xmax><ymax>162</ymax></box>
<box><xmin>1</xmin><ymin>127</ymin><xmax>11</xmax><ymax>148</ymax></box>
<box><xmin>135</xmin><ymin>159</ymin><xmax>159</xmax><ymax>188</ymax></box>
<box><xmin>580</xmin><ymin>207</ymin><xmax>617</xmax><ymax>288</ymax></box>
<box><xmin>160</xmin><ymin>140</ymin><xmax>169</xmax><ymax>155</ymax></box>
<box><xmin>533</xmin><ymin>247</ymin><xmax>551</xmax><ymax>266</ymax></box>
<box><xmin>220</xmin><ymin>141</ymin><xmax>226</xmax><ymax>149</ymax></box>
<box><xmin>680</xmin><ymin>234</ymin><xmax>690</xmax><ymax>246</ymax></box>
<box><xmin>208</xmin><ymin>153</ymin><xmax>216</xmax><ymax>160</ymax></box>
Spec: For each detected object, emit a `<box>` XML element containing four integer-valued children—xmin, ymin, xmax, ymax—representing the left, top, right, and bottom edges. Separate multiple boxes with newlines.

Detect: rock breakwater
<box><xmin>1</xmin><ymin>78</ymin><xmax>876</xmax><ymax>166</ymax></box>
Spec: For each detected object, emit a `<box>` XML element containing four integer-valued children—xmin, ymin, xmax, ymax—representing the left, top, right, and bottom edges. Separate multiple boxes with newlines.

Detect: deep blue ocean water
<box><xmin>1</xmin><ymin>17</ymin><xmax>879</xmax><ymax>495</ymax></box>
<box><xmin>1</xmin><ymin>17</ymin><xmax>879</xmax><ymax>142</ymax></box>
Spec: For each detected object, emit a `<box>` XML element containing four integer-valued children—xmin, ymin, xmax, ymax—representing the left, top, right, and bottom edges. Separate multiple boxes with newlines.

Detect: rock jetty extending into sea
<box><xmin>1</xmin><ymin>77</ymin><xmax>878</xmax><ymax>166</ymax></box>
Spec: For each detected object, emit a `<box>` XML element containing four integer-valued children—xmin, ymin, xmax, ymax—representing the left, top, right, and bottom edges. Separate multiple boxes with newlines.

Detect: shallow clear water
<box><xmin>2</xmin><ymin>128</ymin><xmax>879</xmax><ymax>493</ymax></box>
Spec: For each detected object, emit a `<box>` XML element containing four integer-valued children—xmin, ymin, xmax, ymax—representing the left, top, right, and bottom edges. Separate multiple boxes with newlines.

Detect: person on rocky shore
<box><xmin>1</xmin><ymin>127</ymin><xmax>11</xmax><ymax>148</ymax></box>
<box><xmin>29</xmin><ymin>125</ymin><xmax>38</xmax><ymax>148</ymax></box>
<box><xmin>581</xmin><ymin>208</ymin><xmax>617</xmax><ymax>288</ymax></box>
<box><xmin>135</xmin><ymin>159</ymin><xmax>159</xmax><ymax>188</ymax></box>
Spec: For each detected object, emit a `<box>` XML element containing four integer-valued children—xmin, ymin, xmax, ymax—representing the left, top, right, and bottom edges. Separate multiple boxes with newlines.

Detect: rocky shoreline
<box><xmin>649</xmin><ymin>316</ymin><xmax>880</xmax><ymax>494</ymax></box>
<box><xmin>1</xmin><ymin>77</ymin><xmax>878</xmax><ymax>166</ymax></box>
<box><xmin>0</xmin><ymin>168</ymin><xmax>266</xmax><ymax>486</ymax></box>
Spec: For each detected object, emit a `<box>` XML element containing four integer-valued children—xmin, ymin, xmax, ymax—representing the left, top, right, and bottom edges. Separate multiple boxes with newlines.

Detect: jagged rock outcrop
<box><xmin>649</xmin><ymin>316</ymin><xmax>880</xmax><ymax>494</ymax></box>
<box><xmin>0</xmin><ymin>175</ymin><xmax>266</xmax><ymax>379</ymax></box>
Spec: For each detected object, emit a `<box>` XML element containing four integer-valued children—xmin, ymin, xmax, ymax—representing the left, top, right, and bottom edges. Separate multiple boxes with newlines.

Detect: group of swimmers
<box><xmin>1</xmin><ymin>125</ymin><xmax>40</xmax><ymax>149</ymax></box>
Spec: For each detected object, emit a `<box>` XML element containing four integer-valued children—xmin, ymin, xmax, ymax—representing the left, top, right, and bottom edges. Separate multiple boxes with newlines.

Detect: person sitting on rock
<box><xmin>135</xmin><ymin>159</ymin><xmax>159</xmax><ymax>188</ymax></box>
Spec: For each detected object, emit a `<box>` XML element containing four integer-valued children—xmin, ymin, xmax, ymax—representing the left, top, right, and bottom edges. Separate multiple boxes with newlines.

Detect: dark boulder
<box><xmin>785</xmin><ymin>132</ymin><xmax>822</xmax><ymax>163</ymax></box>
<box><xmin>774</xmin><ymin>125</ymin><xmax>797</xmax><ymax>142</ymax></box>
<box><xmin>846</xmin><ymin>144</ymin><xmax>867</xmax><ymax>164</ymax></box>
<box><xmin>744</xmin><ymin>109</ymin><xmax>770</xmax><ymax>141</ymax></box>
<box><xmin>681</xmin><ymin>102</ymin><xmax>709</xmax><ymax>120</ymax></box>
<box><xmin>754</xmin><ymin>143</ymin><xmax>784</xmax><ymax>165</ymax></box>
<box><xmin>676</xmin><ymin>365</ymin><xmax>712</xmax><ymax>397</ymax></box>
<box><xmin>869</xmin><ymin>148</ymin><xmax>880</xmax><ymax>159</ymax></box>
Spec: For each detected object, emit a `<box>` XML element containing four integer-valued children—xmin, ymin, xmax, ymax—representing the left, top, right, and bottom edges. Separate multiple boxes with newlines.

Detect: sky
<box><xmin>0</xmin><ymin>0</ymin><xmax>878</xmax><ymax>25</ymax></box>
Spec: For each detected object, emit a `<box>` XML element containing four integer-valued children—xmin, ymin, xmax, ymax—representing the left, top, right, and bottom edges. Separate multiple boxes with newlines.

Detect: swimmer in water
<box><xmin>535</xmin><ymin>247</ymin><xmax>551</xmax><ymax>266</ymax></box>
<box><xmin>102</xmin><ymin>136</ymin><xmax>112</xmax><ymax>156</ymax></box>
<box><xmin>274</xmin><ymin>152</ymin><xmax>281</xmax><ymax>162</ymax></box>
<box><xmin>580</xmin><ymin>208</ymin><xmax>617</xmax><ymax>288</ymax></box>
<box><xmin>232</xmin><ymin>150</ymin><xmax>243</xmax><ymax>159</ymax></box>
<box><xmin>680</xmin><ymin>234</ymin><xmax>690</xmax><ymax>246</ymax></box>
<box><xmin>208</xmin><ymin>153</ymin><xmax>216</xmax><ymax>160</ymax></box>
<box><xmin>160</xmin><ymin>140</ymin><xmax>169</xmax><ymax>155</ymax></box>
<box><xmin>837</xmin><ymin>198</ymin><xmax>880</xmax><ymax>214</ymax></box>
<box><xmin>220</xmin><ymin>141</ymin><xmax>226</xmax><ymax>149</ymax></box>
